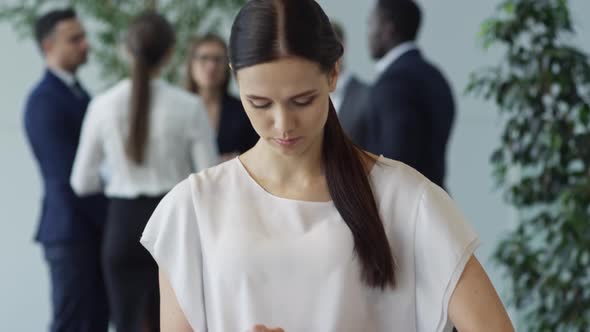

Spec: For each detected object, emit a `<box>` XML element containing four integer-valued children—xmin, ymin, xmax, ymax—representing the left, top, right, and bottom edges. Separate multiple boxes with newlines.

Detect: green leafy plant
<box><xmin>466</xmin><ymin>0</ymin><xmax>590</xmax><ymax>330</ymax></box>
<box><xmin>0</xmin><ymin>0</ymin><xmax>246</xmax><ymax>83</ymax></box>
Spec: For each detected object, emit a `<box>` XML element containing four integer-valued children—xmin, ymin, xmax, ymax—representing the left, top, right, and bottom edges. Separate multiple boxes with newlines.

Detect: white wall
<box><xmin>1</xmin><ymin>1</ymin><xmax>589</xmax><ymax>330</ymax></box>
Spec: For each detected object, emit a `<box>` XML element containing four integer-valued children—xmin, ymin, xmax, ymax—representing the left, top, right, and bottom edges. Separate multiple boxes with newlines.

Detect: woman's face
<box><xmin>191</xmin><ymin>41</ymin><xmax>228</xmax><ymax>91</ymax></box>
<box><xmin>236</xmin><ymin>56</ymin><xmax>338</xmax><ymax>157</ymax></box>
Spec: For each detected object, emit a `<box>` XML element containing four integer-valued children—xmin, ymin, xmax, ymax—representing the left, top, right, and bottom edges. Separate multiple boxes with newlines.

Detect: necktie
<box><xmin>70</xmin><ymin>79</ymin><xmax>85</xmax><ymax>99</ymax></box>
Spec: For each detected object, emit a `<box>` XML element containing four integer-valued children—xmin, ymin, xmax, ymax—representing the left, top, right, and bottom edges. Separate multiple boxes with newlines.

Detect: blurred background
<box><xmin>1</xmin><ymin>0</ymin><xmax>589</xmax><ymax>330</ymax></box>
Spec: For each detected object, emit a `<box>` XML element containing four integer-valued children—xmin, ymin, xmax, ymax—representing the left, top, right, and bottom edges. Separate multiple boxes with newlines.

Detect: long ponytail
<box><xmin>323</xmin><ymin>99</ymin><xmax>396</xmax><ymax>289</ymax></box>
<box><xmin>124</xmin><ymin>12</ymin><xmax>175</xmax><ymax>164</ymax></box>
<box><xmin>126</xmin><ymin>57</ymin><xmax>151</xmax><ymax>164</ymax></box>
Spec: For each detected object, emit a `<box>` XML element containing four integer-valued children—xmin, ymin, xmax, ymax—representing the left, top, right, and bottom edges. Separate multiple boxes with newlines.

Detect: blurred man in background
<box><xmin>366</xmin><ymin>0</ymin><xmax>455</xmax><ymax>189</ymax></box>
<box><xmin>23</xmin><ymin>8</ymin><xmax>109</xmax><ymax>332</ymax></box>
<box><xmin>331</xmin><ymin>21</ymin><xmax>370</xmax><ymax>147</ymax></box>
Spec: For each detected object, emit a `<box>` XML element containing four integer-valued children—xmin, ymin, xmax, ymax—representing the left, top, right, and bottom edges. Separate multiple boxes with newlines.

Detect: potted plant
<box><xmin>466</xmin><ymin>0</ymin><xmax>590</xmax><ymax>330</ymax></box>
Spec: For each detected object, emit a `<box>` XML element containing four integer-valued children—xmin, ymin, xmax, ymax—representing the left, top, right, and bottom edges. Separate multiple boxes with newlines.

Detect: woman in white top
<box><xmin>140</xmin><ymin>1</ymin><xmax>514</xmax><ymax>331</ymax></box>
<box><xmin>71</xmin><ymin>12</ymin><xmax>217</xmax><ymax>332</ymax></box>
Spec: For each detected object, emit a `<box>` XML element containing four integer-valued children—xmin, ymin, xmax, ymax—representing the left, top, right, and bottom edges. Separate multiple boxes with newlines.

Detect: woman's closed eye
<box><xmin>292</xmin><ymin>96</ymin><xmax>316</xmax><ymax>107</ymax></box>
<box><xmin>249</xmin><ymin>100</ymin><xmax>272</xmax><ymax>109</ymax></box>
<box><xmin>247</xmin><ymin>94</ymin><xmax>317</xmax><ymax>109</ymax></box>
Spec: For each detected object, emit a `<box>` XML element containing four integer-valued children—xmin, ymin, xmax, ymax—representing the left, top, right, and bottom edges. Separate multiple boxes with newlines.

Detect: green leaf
<box><xmin>0</xmin><ymin>0</ymin><xmax>247</xmax><ymax>83</ymax></box>
<box><xmin>468</xmin><ymin>0</ymin><xmax>590</xmax><ymax>330</ymax></box>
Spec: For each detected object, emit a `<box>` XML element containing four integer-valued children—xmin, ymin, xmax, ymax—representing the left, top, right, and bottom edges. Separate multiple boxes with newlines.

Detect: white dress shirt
<box><xmin>141</xmin><ymin>156</ymin><xmax>479</xmax><ymax>332</ymax></box>
<box><xmin>375</xmin><ymin>41</ymin><xmax>418</xmax><ymax>77</ymax></box>
<box><xmin>71</xmin><ymin>79</ymin><xmax>218</xmax><ymax>198</ymax></box>
<box><xmin>49</xmin><ymin>67</ymin><xmax>76</xmax><ymax>87</ymax></box>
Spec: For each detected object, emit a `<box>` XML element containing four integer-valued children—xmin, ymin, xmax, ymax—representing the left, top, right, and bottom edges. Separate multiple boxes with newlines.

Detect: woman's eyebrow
<box><xmin>289</xmin><ymin>89</ymin><xmax>318</xmax><ymax>99</ymax></box>
<box><xmin>245</xmin><ymin>89</ymin><xmax>318</xmax><ymax>100</ymax></box>
<box><xmin>245</xmin><ymin>94</ymin><xmax>270</xmax><ymax>100</ymax></box>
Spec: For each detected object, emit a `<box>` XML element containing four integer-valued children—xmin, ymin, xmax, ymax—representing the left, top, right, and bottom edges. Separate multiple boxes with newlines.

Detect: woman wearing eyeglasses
<box><xmin>186</xmin><ymin>34</ymin><xmax>259</xmax><ymax>162</ymax></box>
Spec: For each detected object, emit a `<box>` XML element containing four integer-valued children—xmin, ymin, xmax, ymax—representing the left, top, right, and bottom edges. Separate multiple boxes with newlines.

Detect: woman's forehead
<box><xmin>196</xmin><ymin>42</ymin><xmax>225</xmax><ymax>53</ymax></box>
<box><xmin>236</xmin><ymin>57</ymin><xmax>325</xmax><ymax>94</ymax></box>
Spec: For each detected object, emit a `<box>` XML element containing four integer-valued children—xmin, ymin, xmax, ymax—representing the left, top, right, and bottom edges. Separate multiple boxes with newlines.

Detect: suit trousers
<box><xmin>43</xmin><ymin>240</ymin><xmax>109</xmax><ymax>332</ymax></box>
<box><xmin>102</xmin><ymin>196</ymin><xmax>163</xmax><ymax>332</ymax></box>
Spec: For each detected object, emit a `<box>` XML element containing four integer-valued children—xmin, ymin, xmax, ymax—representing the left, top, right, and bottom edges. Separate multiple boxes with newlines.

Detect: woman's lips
<box><xmin>273</xmin><ymin>137</ymin><xmax>302</xmax><ymax>147</ymax></box>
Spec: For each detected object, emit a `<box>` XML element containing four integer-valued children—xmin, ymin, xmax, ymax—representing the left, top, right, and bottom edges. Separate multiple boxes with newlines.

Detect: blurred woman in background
<box><xmin>71</xmin><ymin>12</ymin><xmax>217</xmax><ymax>332</ymax></box>
<box><xmin>186</xmin><ymin>34</ymin><xmax>259</xmax><ymax>161</ymax></box>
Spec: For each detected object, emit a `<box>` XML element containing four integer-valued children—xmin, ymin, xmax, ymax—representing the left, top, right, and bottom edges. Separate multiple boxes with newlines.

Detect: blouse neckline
<box><xmin>234</xmin><ymin>154</ymin><xmax>383</xmax><ymax>206</ymax></box>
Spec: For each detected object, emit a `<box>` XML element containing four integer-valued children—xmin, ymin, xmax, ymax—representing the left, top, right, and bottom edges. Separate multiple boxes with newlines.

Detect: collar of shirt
<box><xmin>49</xmin><ymin>67</ymin><xmax>77</xmax><ymax>87</ymax></box>
<box><xmin>374</xmin><ymin>41</ymin><xmax>418</xmax><ymax>76</ymax></box>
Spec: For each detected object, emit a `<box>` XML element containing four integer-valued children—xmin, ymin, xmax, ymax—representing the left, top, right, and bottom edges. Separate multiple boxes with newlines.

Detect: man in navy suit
<box><xmin>365</xmin><ymin>0</ymin><xmax>455</xmax><ymax>189</ymax></box>
<box><xmin>330</xmin><ymin>21</ymin><xmax>371</xmax><ymax>148</ymax></box>
<box><xmin>23</xmin><ymin>8</ymin><xmax>109</xmax><ymax>332</ymax></box>
<box><xmin>330</xmin><ymin>21</ymin><xmax>369</xmax><ymax>148</ymax></box>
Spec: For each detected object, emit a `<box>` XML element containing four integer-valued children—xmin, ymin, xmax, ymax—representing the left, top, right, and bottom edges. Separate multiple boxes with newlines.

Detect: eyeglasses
<box><xmin>193</xmin><ymin>54</ymin><xmax>228</xmax><ymax>65</ymax></box>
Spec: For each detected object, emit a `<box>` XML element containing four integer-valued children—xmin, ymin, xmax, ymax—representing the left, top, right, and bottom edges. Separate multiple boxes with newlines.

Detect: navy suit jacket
<box><xmin>338</xmin><ymin>76</ymin><xmax>370</xmax><ymax>148</ymax></box>
<box><xmin>24</xmin><ymin>70</ymin><xmax>107</xmax><ymax>244</ymax></box>
<box><xmin>365</xmin><ymin>50</ymin><xmax>455</xmax><ymax>188</ymax></box>
<box><xmin>217</xmin><ymin>95</ymin><xmax>259</xmax><ymax>154</ymax></box>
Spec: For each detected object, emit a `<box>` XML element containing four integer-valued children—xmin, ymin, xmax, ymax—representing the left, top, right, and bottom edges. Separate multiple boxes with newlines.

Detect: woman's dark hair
<box><xmin>186</xmin><ymin>33</ymin><xmax>231</xmax><ymax>95</ymax></box>
<box><xmin>229</xmin><ymin>0</ymin><xmax>395</xmax><ymax>289</ymax></box>
<box><xmin>125</xmin><ymin>12</ymin><xmax>175</xmax><ymax>164</ymax></box>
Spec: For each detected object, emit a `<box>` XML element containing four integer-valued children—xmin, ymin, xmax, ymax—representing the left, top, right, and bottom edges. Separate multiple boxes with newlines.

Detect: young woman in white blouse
<box><xmin>70</xmin><ymin>13</ymin><xmax>217</xmax><ymax>332</ymax></box>
<box><xmin>141</xmin><ymin>1</ymin><xmax>514</xmax><ymax>331</ymax></box>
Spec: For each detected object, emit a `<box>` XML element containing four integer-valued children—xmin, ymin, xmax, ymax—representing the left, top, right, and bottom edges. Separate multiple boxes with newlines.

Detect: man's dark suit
<box><xmin>24</xmin><ymin>70</ymin><xmax>109</xmax><ymax>332</ymax></box>
<box><xmin>338</xmin><ymin>76</ymin><xmax>370</xmax><ymax>147</ymax></box>
<box><xmin>365</xmin><ymin>49</ymin><xmax>455</xmax><ymax>188</ymax></box>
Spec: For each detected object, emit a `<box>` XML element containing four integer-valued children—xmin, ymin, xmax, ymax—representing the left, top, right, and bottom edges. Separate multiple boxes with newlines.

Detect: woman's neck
<box><xmin>244</xmin><ymin>136</ymin><xmax>325</xmax><ymax>186</ymax></box>
<box><xmin>150</xmin><ymin>66</ymin><xmax>161</xmax><ymax>78</ymax></box>
<box><xmin>200</xmin><ymin>88</ymin><xmax>223</xmax><ymax>106</ymax></box>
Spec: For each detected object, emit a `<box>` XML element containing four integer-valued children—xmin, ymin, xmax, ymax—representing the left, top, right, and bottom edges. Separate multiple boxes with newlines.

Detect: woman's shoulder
<box><xmin>84</xmin><ymin>80</ymin><xmax>131</xmax><ymax>123</ymax></box>
<box><xmin>157</xmin><ymin>161</ymin><xmax>234</xmax><ymax>211</ymax></box>
<box><xmin>90</xmin><ymin>79</ymin><xmax>130</xmax><ymax>107</ymax></box>
<box><xmin>183</xmin><ymin>158</ymin><xmax>243</xmax><ymax>196</ymax></box>
<box><xmin>143</xmin><ymin>161</ymin><xmax>239</xmax><ymax>234</ymax></box>
<box><xmin>372</xmin><ymin>156</ymin><xmax>429</xmax><ymax>188</ymax></box>
<box><xmin>158</xmin><ymin>80</ymin><xmax>202</xmax><ymax>107</ymax></box>
<box><xmin>370</xmin><ymin>155</ymin><xmax>431</xmax><ymax>207</ymax></box>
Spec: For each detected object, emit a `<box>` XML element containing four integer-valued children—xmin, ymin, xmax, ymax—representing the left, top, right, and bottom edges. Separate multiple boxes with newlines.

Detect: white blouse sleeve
<box><xmin>140</xmin><ymin>177</ymin><xmax>207</xmax><ymax>332</ymax></box>
<box><xmin>70</xmin><ymin>99</ymin><xmax>104</xmax><ymax>196</ymax></box>
<box><xmin>414</xmin><ymin>181</ymin><xmax>480</xmax><ymax>332</ymax></box>
<box><xmin>189</xmin><ymin>99</ymin><xmax>218</xmax><ymax>171</ymax></box>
